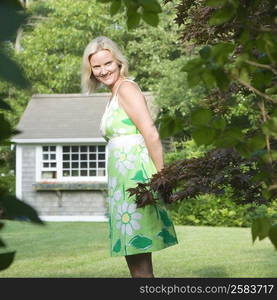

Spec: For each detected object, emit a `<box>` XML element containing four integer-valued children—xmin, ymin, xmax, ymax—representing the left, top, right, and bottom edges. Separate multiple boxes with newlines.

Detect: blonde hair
<box><xmin>81</xmin><ymin>36</ymin><xmax>129</xmax><ymax>94</ymax></box>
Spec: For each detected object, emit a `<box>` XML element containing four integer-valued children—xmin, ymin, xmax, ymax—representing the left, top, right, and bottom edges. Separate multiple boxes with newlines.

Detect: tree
<box><xmin>0</xmin><ymin>0</ymin><xmax>43</xmax><ymax>272</ymax></box>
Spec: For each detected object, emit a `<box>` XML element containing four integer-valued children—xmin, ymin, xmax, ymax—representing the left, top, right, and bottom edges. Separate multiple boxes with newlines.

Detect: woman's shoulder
<box><xmin>117</xmin><ymin>78</ymin><xmax>142</xmax><ymax>96</ymax></box>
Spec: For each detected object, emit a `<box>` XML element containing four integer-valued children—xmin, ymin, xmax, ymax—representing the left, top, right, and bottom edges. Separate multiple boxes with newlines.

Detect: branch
<box><xmin>233</xmin><ymin>76</ymin><xmax>277</xmax><ymax>104</ymax></box>
<box><xmin>245</xmin><ymin>60</ymin><xmax>277</xmax><ymax>75</ymax></box>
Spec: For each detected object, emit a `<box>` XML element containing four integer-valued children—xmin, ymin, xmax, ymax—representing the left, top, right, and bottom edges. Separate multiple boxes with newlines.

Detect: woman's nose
<box><xmin>100</xmin><ymin>66</ymin><xmax>108</xmax><ymax>75</ymax></box>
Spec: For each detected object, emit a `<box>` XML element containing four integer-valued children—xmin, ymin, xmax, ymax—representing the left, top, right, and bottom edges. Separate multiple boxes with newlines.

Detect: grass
<box><xmin>0</xmin><ymin>221</ymin><xmax>276</xmax><ymax>278</ymax></box>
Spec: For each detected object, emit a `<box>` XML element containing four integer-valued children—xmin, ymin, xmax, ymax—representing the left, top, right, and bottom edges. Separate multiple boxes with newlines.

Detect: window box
<box><xmin>33</xmin><ymin>181</ymin><xmax>107</xmax><ymax>191</ymax></box>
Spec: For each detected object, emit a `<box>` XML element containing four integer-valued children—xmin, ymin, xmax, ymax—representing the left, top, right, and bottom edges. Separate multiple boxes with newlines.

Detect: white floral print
<box><xmin>135</xmin><ymin>144</ymin><xmax>150</xmax><ymax>163</ymax></box>
<box><xmin>114</xmin><ymin>148</ymin><xmax>136</xmax><ymax>175</ymax></box>
<box><xmin>116</xmin><ymin>201</ymin><xmax>142</xmax><ymax>236</ymax></box>
<box><xmin>108</xmin><ymin>177</ymin><xmax>122</xmax><ymax>210</ymax></box>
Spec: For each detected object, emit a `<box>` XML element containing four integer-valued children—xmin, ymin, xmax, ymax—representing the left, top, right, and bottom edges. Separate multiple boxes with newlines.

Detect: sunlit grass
<box><xmin>0</xmin><ymin>221</ymin><xmax>276</xmax><ymax>278</ymax></box>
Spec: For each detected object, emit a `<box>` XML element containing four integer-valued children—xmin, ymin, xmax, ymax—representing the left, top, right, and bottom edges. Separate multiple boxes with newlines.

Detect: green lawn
<box><xmin>0</xmin><ymin>221</ymin><xmax>276</xmax><ymax>278</ymax></box>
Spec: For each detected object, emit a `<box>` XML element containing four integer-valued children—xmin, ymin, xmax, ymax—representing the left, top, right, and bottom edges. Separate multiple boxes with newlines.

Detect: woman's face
<box><xmin>89</xmin><ymin>49</ymin><xmax>121</xmax><ymax>88</ymax></box>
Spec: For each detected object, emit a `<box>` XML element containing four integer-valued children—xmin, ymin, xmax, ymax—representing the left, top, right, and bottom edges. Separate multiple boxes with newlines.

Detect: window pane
<box><xmin>72</xmin><ymin>146</ymin><xmax>79</xmax><ymax>152</ymax></box>
<box><xmin>63</xmin><ymin>146</ymin><xmax>70</xmax><ymax>152</ymax></box>
<box><xmin>71</xmin><ymin>154</ymin><xmax>79</xmax><ymax>160</ymax></box>
<box><xmin>50</xmin><ymin>154</ymin><xmax>56</xmax><ymax>160</ymax></box>
<box><xmin>43</xmin><ymin>154</ymin><xmax>49</xmax><ymax>160</ymax></box>
<box><xmin>42</xmin><ymin>146</ymin><xmax>48</xmax><ymax>151</ymax></box>
<box><xmin>89</xmin><ymin>146</ymin><xmax>96</xmax><ymax>152</ymax></box>
<box><xmin>98</xmin><ymin>154</ymin><xmax>105</xmax><ymax>160</ymax></box>
<box><xmin>89</xmin><ymin>170</ymin><xmax>96</xmax><ymax>176</ymax></box>
<box><xmin>80</xmin><ymin>154</ymin><xmax>87</xmax><ymax>160</ymax></box>
<box><xmin>72</xmin><ymin>170</ymin><xmax>79</xmax><ymax>176</ymax></box>
<box><xmin>81</xmin><ymin>162</ymin><xmax>88</xmax><ymax>168</ymax></box>
<box><xmin>43</xmin><ymin>163</ymin><xmax>49</xmax><ymax>168</ymax></box>
<box><xmin>98</xmin><ymin>162</ymin><xmax>105</xmax><ymax>168</ymax></box>
<box><xmin>89</xmin><ymin>162</ymin><xmax>96</xmax><ymax>168</ymax></box>
<box><xmin>81</xmin><ymin>146</ymin><xmax>88</xmax><ymax>152</ymax></box>
<box><xmin>50</xmin><ymin>146</ymin><xmax>56</xmax><ymax>151</ymax></box>
<box><xmin>63</xmin><ymin>162</ymin><xmax>70</xmax><ymax>168</ymax></box>
<box><xmin>50</xmin><ymin>163</ymin><xmax>56</xmax><ymax>168</ymax></box>
<box><xmin>98</xmin><ymin>145</ymin><xmax>105</xmax><ymax>152</ymax></box>
<box><xmin>71</xmin><ymin>162</ymin><xmax>79</xmax><ymax>168</ymax></box>
<box><xmin>89</xmin><ymin>154</ymin><xmax>96</xmax><ymax>160</ymax></box>
<box><xmin>42</xmin><ymin>171</ymin><xmax>57</xmax><ymax>179</ymax></box>
<box><xmin>63</xmin><ymin>170</ymin><xmax>70</xmax><ymax>177</ymax></box>
<box><xmin>97</xmin><ymin>169</ymin><xmax>105</xmax><ymax>176</ymax></box>
<box><xmin>63</xmin><ymin>154</ymin><xmax>70</xmax><ymax>161</ymax></box>
<box><xmin>81</xmin><ymin>170</ymin><xmax>88</xmax><ymax>176</ymax></box>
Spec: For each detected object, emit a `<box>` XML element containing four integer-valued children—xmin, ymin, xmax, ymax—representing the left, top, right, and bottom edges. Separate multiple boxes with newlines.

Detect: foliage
<box><xmin>164</xmin><ymin>138</ymin><xmax>214</xmax><ymax>165</ymax></box>
<box><xmin>128</xmin><ymin>147</ymin><xmax>266</xmax><ymax>207</ymax></box>
<box><xmin>170</xmin><ymin>194</ymin><xmax>277</xmax><ymax>228</ymax></box>
<box><xmin>0</xmin><ymin>0</ymin><xmax>44</xmax><ymax>272</ymax></box>
<box><xmin>96</xmin><ymin>0</ymin><xmax>163</xmax><ymax>30</ymax></box>
<box><xmin>128</xmin><ymin>0</ymin><xmax>277</xmax><ymax>249</ymax></box>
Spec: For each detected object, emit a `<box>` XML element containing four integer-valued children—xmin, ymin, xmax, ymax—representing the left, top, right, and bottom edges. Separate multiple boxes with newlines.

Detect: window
<box><xmin>39</xmin><ymin>144</ymin><xmax>107</xmax><ymax>181</ymax></box>
<box><xmin>41</xmin><ymin>145</ymin><xmax>57</xmax><ymax>179</ymax></box>
<box><xmin>62</xmin><ymin>145</ymin><xmax>106</xmax><ymax>177</ymax></box>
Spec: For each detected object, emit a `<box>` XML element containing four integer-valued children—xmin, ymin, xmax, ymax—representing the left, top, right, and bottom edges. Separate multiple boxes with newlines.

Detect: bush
<box><xmin>165</xmin><ymin>138</ymin><xmax>214</xmax><ymax>165</ymax></box>
<box><xmin>169</xmin><ymin>193</ymin><xmax>277</xmax><ymax>227</ymax></box>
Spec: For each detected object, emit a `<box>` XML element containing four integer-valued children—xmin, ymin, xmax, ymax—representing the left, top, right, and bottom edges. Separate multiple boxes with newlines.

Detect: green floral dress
<box><xmin>100</xmin><ymin>78</ymin><xmax>178</xmax><ymax>257</ymax></box>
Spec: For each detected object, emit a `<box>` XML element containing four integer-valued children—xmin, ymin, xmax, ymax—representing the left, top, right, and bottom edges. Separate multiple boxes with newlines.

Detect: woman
<box><xmin>81</xmin><ymin>36</ymin><xmax>178</xmax><ymax>278</ymax></box>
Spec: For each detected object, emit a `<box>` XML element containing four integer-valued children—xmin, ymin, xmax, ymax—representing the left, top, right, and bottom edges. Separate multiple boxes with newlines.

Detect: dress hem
<box><xmin>110</xmin><ymin>241</ymin><xmax>178</xmax><ymax>257</ymax></box>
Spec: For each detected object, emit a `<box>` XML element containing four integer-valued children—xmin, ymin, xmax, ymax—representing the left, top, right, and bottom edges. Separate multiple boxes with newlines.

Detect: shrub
<box><xmin>169</xmin><ymin>193</ymin><xmax>277</xmax><ymax>227</ymax></box>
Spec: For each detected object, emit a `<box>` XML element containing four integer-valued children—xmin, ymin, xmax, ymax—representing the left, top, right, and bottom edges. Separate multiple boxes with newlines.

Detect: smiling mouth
<box><xmin>101</xmin><ymin>73</ymin><xmax>112</xmax><ymax>79</ymax></box>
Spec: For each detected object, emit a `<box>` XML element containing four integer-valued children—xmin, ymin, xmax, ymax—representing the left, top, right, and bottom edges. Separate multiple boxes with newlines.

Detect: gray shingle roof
<box><xmin>11</xmin><ymin>92</ymin><xmax>154</xmax><ymax>141</ymax></box>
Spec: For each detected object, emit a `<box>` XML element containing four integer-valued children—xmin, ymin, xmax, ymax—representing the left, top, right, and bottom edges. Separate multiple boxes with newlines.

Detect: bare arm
<box><xmin>118</xmin><ymin>82</ymin><xmax>164</xmax><ymax>173</ymax></box>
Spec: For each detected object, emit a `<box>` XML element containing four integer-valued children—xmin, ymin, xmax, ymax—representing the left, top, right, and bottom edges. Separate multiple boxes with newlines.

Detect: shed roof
<box><xmin>11</xmin><ymin>92</ymin><xmax>154</xmax><ymax>142</ymax></box>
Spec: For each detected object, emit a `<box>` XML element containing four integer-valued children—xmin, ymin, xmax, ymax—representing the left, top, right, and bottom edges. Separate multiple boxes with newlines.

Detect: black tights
<box><xmin>125</xmin><ymin>252</ymin><xmax>154</xmax><ymax>278</ymax></box>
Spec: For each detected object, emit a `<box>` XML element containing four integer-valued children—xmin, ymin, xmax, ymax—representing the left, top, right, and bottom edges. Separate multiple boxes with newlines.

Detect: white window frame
<box><xmin>36</xmin><ymin>144</ymin><xmax>108</xmax><ymax>182</ymax></box>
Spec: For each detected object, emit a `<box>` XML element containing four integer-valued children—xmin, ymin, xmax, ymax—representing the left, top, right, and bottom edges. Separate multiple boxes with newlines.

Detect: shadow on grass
<box><xmin>193</xmin><ymin>266</ymin><xmax>229</xmax><ymax>278</ymax></box>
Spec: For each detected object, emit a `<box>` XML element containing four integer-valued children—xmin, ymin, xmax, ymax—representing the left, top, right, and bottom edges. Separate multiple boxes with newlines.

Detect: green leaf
<box><xmin>247</xmin><ymin>135</ymin><xmax>266</xmax><ymax>152</ymax></box>
<box><xmin>235</xmin><ymin>142</ymin><xmax>252</xmax><ymax>158</ymax></box>
<box><xmin>112</xmin><ymin>239</ymin><xmax>121</xmax><ymax>253</ymax></box>
<box><xmin>110</xmin><ymin>0</ymin><xmax>121</xmax><ymax>16</ymax></box>
<box><xmin>159</xmin><ymin>209</ymin><xmax>172</xmax><ymax>227</ymax></box>
<box><xmin>251</xmin><ymin>217</ymin><xmax>272</xmax><ymax>243</ymax></box>
<box><xmin>141</xmin><ymin>11</ymin><xmax>159</xmax><ymax>27</ymax></box>
<box><xmin>138</xmin><ymin>0</ymin><xmax>162</xmax><ymax>13</ymax></box>
<box><xmin>262</xmin><ymin>117</ymin><xmax>277</xmax><ymax>137</ymax></box>
<box><xmin>192</xmin><ymin>127</ymin><xmax>215</xmax><ymax>146</ymax></box>
<box><xmin>212</xmin><ymin>67</ymin><xmax>230</xmax><ymax>90</ymax></box>
<box><xmin>201</xmin><ymin>71</ymin><xmax>216</xmax><ymax>89</ymax></box>
<box><xmin>208</xmin><ymin>5</ymin><xmax>236</xmax><ymax>26</ymax></box>
<box><xmin>0</xmin><ymin>251</ymin><xmax>16</xmax><ymax>271</ymax></box>
<box><xmin>0</xmin><ymin>238</ymin><xmax>6</xmax><ymax>248</ymax></box>
<box><xmin>0</xmin><ymin>114</ymin><xmax>12</xmax><ymax>141</ymax></box>
<box><xmin>0</xmin><ymin>51</ymin><xmax>30</xmax><ymax>88</ymax></box>
<box><xmin>0</xmin><ymin>194</ymin><xmax>44</xmax><ymax>225</ymax></box>
<box><xmin>127</xmin><ymin>11</ymin><xmax>141</xmax><ymax>29</ymax></box>
<box><xmin>268</xmin><ymin>224</ymin><xmax>277</xmax><ymax>250</ymax></box>
<box><xmin>129</xmin><ymin>234</ymin><xmax>152</xmax><ymax>250</ymax></box>
<box><xmin>211</xmin><ymin>117</ymin><xmax>226</xmax><ymax>130</ymax></box>
<box><xmin>211</xmin><ymin>43</ymin><xmax>235</xmax><ymax>65</ymax></box>
<box><xmin>225</xmin><ymin>127</ymin><xmax>244</xmax><ymax>142</ymax></box>
<box><xmin>191</xmin><ymin>109</ymin><xmax>213</xmax><ymax>126</ymax></box>
<box><xmin>0</xmin><ymin>0</ymin><xmax>27</xmax><ymax>42</ymax></box>
<box><xmin>199</xmin><ymin>46</ymin><xmax>212</xmax><ymax>59</ymax></box>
